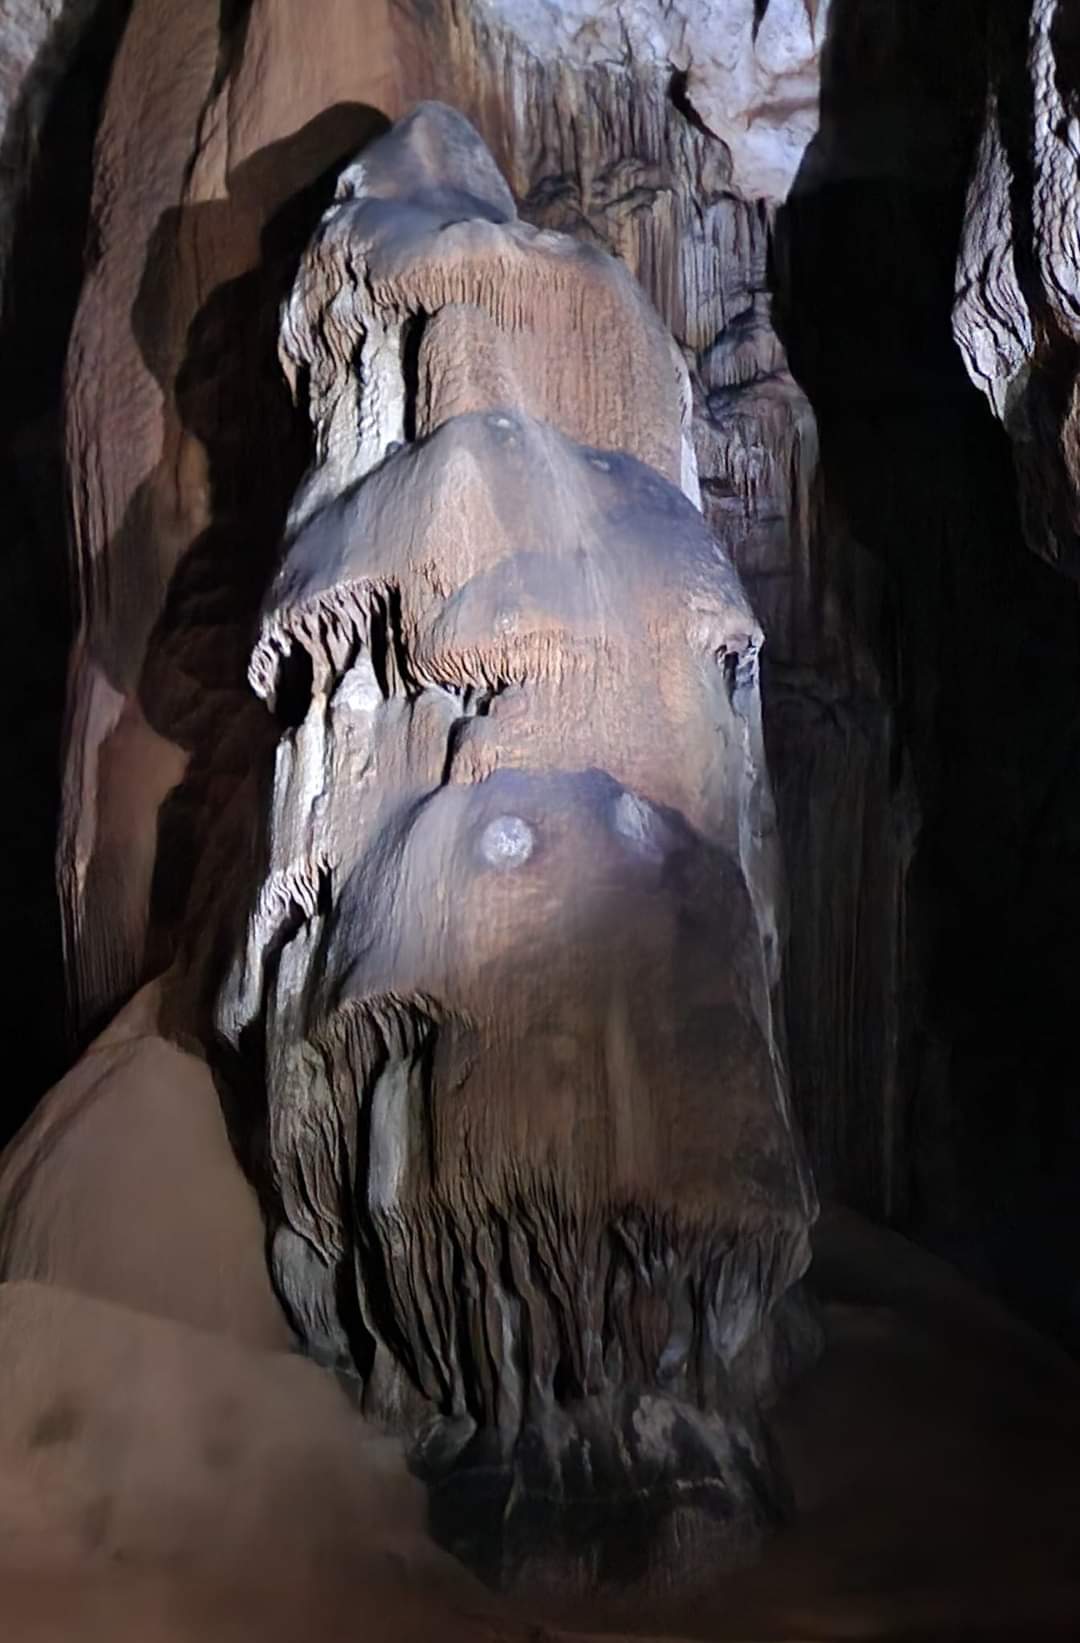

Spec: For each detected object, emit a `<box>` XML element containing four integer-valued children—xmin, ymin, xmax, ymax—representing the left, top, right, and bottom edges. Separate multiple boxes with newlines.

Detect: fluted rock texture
<box><xmin>0</xmin><ymin>0</ymin><xmax>131</xmax><ymax>1122</ymax></box>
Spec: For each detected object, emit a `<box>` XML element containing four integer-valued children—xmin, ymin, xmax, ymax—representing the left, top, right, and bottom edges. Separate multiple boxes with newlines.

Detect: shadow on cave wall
<box><xmin>0</xmin><ymin>0</ymin><xmax>388</xmax><ymax>1143</ymax></box>
<box><xmin>78</xmin><ymin>103</ymin><xmax>391</xmax><ymax>1057</ymax></box>
<box><xmin>776</xmin><ymin>0</ymin><xmax>1080</xmax><ymax>1351</ymax></box>
<box><xmin>0</xmin><ymin>0</ymin><xmax>132</xmax><ymax>1147</ymax></box>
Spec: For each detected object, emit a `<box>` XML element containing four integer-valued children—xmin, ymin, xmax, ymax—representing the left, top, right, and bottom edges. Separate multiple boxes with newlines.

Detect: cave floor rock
<box><xmin>0</xmin><ymin>1209</ymin><xmax>1076</xmax><ymax>1641</ymax></box>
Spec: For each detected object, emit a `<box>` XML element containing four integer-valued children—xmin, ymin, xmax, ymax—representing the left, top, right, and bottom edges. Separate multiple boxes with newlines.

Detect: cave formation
<box><xmin>0</xmin><ymin>1</ymin><xmax>1078</xmax><ymax>1637</ymax></box>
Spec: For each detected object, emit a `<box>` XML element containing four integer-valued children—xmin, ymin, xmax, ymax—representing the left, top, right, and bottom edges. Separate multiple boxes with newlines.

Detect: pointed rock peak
<box><xmin>334</xmin><ymin>99</ymin><xmax>517</xmax><ymax>224</ymax></box>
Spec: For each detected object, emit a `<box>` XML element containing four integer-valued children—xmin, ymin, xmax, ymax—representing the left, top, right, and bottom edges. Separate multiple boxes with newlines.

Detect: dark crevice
<box><xmin>776</xmin><ymin>0</ymin><xmax>1080</xmax><ymax>1352</ymax></box>
<box><xmin>214</xmin><ymin>0</ymin><xmax>254</xmax><ymax>95</ymax></box>
<box><xmin>387</xmin><ymin>583</ymin><xmax>419</xmax><ymax>695</ymax></box>
<box><xmin>275</xmin><ymin>644</ymin><xmax>315</xmax><ymax>729</ymax></box>
<box><xmin>667</xmin><ymin>67</ymin><xmax>714</xmax><ymax>139</ymax></box>
<box><xmin>1050</xmin><ymin>0</ymin><xmax>1080</xmax><ymax>112</ymax></box>
<box><xmin>440</xmin><ymin>717</ymin><xmax>470</xmax><ymax>787</ymax></box>
<box><xmin>0</xmin><ymin>0</ymin><xmax>132</xmax><ymax>1139</ymax></box>
<box><xmin>401</xmin><ymin>308</ymin><xmax>429</xmax><ymax>443</ymax></box>
<box><xmin>719</xmin><ymin>647</ymin><xmax>740</xmax><ymax>708</ymax></box>
<box><xmin>368</xmin><ymin>595</ymin><xmax>394</xmax><ymax>698</ymax></box>
<box><xmin>439</xmin><ymin>684</ymin><xmax>501</xmax><ymax>786</ymax></box>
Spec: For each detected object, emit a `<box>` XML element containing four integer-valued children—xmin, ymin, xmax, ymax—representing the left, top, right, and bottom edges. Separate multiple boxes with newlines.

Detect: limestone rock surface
<box><xmin>28</xmin><ymin>0</ymin><xmax>1060</xmax><ymax>1348</ymax></box>
<box><xmin>4</xmin><ymin>0</ymin><xmax>1078</xmax><ymax>1622</ymax></box>
<box><xmin>57</xmin><ymin>0</ymin><xmax>402</xmax><ymax>1033</ymax></box>
<box><xmin>0</xmin><ymin>984</ymin><xmax>289</xmax><ymax>1350</ymax></box>
<box><xmin>0</xmin><ymin>1280</ymin><xmax>511</xmax><ymax>1643</ymax></box>
<box><xmin>469</xmin><ymin>0</ymin><xmax>829</xmax><ymax>202</ymax></box>
<box><xmin>277</xmin><ymin>100</ymin><xmax>699</xmax><ymax>516</ymax></box>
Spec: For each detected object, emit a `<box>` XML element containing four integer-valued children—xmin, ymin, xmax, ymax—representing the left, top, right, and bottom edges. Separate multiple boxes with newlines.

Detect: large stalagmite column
<box><xmin>213</xmin><ymin>101</ymin><xmax>816</xmax><ymax>1593</ymax></box>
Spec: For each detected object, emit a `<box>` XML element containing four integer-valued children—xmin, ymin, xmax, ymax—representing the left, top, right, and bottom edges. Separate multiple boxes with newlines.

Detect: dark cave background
<box><xmin>0</xmin><ymin>0</ymin><xmax>133</xmax><ymax>1106</ymax></box>
<box><xmin>777</xmin><ymin>0</ymin><xmax>1080</xmax><ymax>1352</ymax></box>
<box><xmin>1</xmin><ymin>0</ymin><xmax>1077</xmax><ymax>1354</ymax></box>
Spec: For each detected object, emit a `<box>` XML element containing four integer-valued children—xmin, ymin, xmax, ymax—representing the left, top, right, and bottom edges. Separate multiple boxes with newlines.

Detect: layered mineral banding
<box><xmin>214</xmin><ymin>103</ymin><xmax>815</xmax><ymax>1592</ymax></box>
<box><xmin>277</xmin><ymin>101</ymin><xmax>699</xmax><ymax>514</ymax></box>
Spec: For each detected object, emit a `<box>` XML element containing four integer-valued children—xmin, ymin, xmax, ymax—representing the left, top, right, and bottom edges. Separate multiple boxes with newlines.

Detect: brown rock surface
<box><xmin>0</xmin><ymin>1280</ymin><xmax>506</xmax><ymax>1642</ymax></box>
<box><xmin>0</xmin><ymin>985</ymin><xmax>289</xmax><ymax>1349</ymax></box>
<box><xmin>0</xmin><ymin>0</ymin><xmax>101</xmax><ymax>316</ymax></box>
<box><xmin>278</xmin><ymin>100</ymin><xmax>697</xmax><ymax>511</ymax></box>
<box><xmin>0</xmin><ymin>1212</ymin><xmax>1076</xmax><ymax>1639</ymax></box>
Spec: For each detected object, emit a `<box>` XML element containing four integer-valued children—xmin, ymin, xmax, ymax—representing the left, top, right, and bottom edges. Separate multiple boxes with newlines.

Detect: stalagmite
<box><xmin>215</xmin><ymin>103</ymin><xmax>816</xmax><ymax>1592</ymax></box>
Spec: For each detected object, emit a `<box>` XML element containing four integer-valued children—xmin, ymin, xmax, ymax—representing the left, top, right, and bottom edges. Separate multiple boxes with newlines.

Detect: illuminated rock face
<box><xmin>467</xmin><ymin>0</ymin><xmax>829</xmax><ymax>203</ymax></box>
<box><xmin>954</xmin><ymin>0</ymin><xmax>1080</xmax><ymax>580</ymax></box>
<box><xmin>215</xmin><ymin>104</ymin><xmax>816</xmax><ymax>1592</ymax></box>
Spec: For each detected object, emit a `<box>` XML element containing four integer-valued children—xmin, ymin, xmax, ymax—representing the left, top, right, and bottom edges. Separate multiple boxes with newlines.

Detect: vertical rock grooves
<box><xmin>269</xmin><ymin>984</ymin><xmax>808</xmax><ymax>1594</ymax></box>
